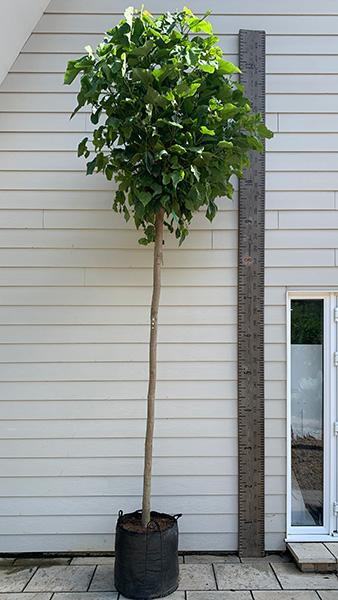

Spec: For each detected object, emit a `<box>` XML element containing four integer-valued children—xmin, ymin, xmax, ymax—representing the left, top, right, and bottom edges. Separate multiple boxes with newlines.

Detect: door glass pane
<box><xmin>291</xmin><ymin>299</ymin><xmax>324</xmax><ymax>527</ymax></box>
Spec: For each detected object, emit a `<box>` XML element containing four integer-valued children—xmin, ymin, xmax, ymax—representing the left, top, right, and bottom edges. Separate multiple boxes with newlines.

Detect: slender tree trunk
<box><xmin>142</xmin><ymin>207</ymin><xmax>165</xmax><ymax>528</ymax></box>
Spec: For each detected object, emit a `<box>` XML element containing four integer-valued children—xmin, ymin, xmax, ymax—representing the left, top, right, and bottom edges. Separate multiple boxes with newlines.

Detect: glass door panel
<box><xmin>290</xmin><ymin>298</ymin><xmax>324</xmax><ymax>527</ymax></box>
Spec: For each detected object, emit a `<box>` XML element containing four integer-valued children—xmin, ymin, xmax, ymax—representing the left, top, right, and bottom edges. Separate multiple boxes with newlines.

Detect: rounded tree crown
<box><xmin>65</xmin><ymin>6</ymin><xmax>272</xmax><ymax>245</ymax></box>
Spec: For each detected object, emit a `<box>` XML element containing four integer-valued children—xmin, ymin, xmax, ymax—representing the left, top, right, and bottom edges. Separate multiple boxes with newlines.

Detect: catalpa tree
<box><xmin>65</xmin><ymin>6</ymin><xmax>272</xmax><ymax>527</ymax></box>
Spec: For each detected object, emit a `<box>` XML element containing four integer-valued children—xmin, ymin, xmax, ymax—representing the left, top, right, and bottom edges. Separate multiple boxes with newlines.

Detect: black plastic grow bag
<box><xmin>114</xmin><ymin>510</ymin><xmax>181</xmax><ymax>599</ymax></box>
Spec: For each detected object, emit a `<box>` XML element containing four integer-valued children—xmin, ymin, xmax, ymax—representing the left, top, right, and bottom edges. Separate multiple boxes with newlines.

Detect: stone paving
<box><xmin>2</xmin><ymin>555</ymin><xmax>338</xmax><ymax>599</ymax></box>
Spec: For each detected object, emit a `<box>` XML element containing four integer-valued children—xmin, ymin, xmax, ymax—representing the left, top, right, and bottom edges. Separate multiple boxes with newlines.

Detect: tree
<box><xmin>65</xmin><ymin>6</ymin><xmax>272</xmax><ymax>528</ymax></box>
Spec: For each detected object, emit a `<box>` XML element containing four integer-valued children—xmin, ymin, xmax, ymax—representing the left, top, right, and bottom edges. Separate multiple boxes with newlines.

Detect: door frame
<box><xmin>286</xmin><ymin>290</ymin><xmax>337</xmax><ymax>542</ymax></box>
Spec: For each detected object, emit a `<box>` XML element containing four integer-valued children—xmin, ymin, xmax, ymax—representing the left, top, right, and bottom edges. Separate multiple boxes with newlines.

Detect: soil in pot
<box><xmin>114</xmin><ymin>510</ymin><xmax>181</xmax><ymax>600</ymax></box>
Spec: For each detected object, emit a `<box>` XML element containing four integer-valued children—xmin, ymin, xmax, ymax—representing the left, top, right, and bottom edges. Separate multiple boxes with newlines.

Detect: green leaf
<box><xmin>105</xmin><ymin>164</ymin><xmax>114</xmax><ymax>180</ymax></box>
<box><xmin>157</xmin><ymin>118</ymin><xmax>183</xmax><ymax>129</ymax></box>
<box><xmin>144</xmin><ymin>87</ymin><xmax>168</xmax><ymax>107</ymax></box>
<box><xmin>200</xmin><ymin>126</ymin><xmax>215</xmax><ymax>136</ymax></box>
<box><xmin>64</xmin><ymin>60</ymin><xmax>80</xmax><ymax>85</ymax></box>
<box><xmin>218</xmin><ymin>140</ymin><xmax>233</xmax><ymax>149</ymax></box>
<box><xmin>257</xmin><ymin>123</ymin><xmax>274</xmax><ymax>139</ymax></box>
<box><xmin>188</xmin><ymin>18</ymin><xmax>213</xmax><ymax>34</ymax></box>
<box><xmin>190</xmin><ymin>165</ymin><xmax>200</xmax><ymax>181</ymax></box>
<box><xmin>138</xmin><ymin>237</ymin><xmax>149</xmax><ymax>245</ymax></box>
<box><xmin>217</xmin><ymin>59</ymin><xmax>241</xmax><ymax>74</ymax></box>
<box><xmin>132</xmin><ymin>67</ymin><xmax>154</xmax><ymax>85</ymax></box>
<box><xmin>77</xmin><ymin>137</ymin><xmax>88</xmax><ymax>157</ymax></box>
<box><xmin>132</xmin><ymin>40</ymin><xmax>154</xmax><ymax>56</ymax></box>
<box><xmin>86</xmin><ymin>157</ymin><xmax>97</xmax><ymax>175</ymax></box>
<box><xmin>171</xmin><ymin>169</ymin><xmax>185</xmax><ymax>189</ymax></box>
<box><xmin>138</xmin><ymin>191</ymin><xmax>152</xmax><ymax>206</ymax></box>
<box><xmin>169</xmin><ymin>144</ymin><xmax>186</xmax><ymax>154</ymax></box>
<box><xmin>175</xmin><ymin>81</ymin><xmax>201</xmax><ymax>98</ymax></box>
<box><xmin>199</xmin><ymin>63</ymin><xmax>215</xmax><ymax>73</ymax></box>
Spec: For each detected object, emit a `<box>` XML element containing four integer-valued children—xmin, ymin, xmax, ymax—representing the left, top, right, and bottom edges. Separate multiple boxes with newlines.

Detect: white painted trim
<box><xmin>0</xmin><ymin>0</ymin><xmax>50</xmax><ymax>85</ymax></box>
<box><xmin>286</xmin><ymin>290</ymin><xmax>336</xmax><ymax>540</ymax></box>
<box><xmin>286</xmin><ymin>534</ymin><xmax>338</xmax><ymax>542</ymax></box>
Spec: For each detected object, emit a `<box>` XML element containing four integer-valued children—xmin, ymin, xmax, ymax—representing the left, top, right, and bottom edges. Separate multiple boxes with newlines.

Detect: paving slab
<box><xmin>241</xmin><ymin>554</ymin><xmax>291</xmax><ymax>563</ymax></box>
<box><xmin>53</xmin><ymin>594</ymin><xmax>118</xmax><ymax>600</ymax></box>
<box><xmin>71</xmin><ymin>557</ymin><xmax>115</xmax><ymax>565</ymax></box>
<box><xmin>324</xmin><ymin>544</ymin><xmax>338</xmax><ymax>561</ymax></box>
<box><xmin>0</xmin><ymin>595</ymin><xmax>51</xmax><ymax>600</ymax></box>
<box><xmin>120</xmin><ymin>593</ymin><xmax>185</xmax><ymax>600</ymax></box>
<box><xmin>25</xmin><ymin>566</ymin><xmax>94</xmax><ymax>592</ymax></box>
<box><xmin>253</xmin><ymin>592</ymin><xmax>319</xmax><ymax>599</ymax></box>
<box><xmin>178</xmin><ymin>564</ymin><xmax>217</xmax><ymax>590</ymax></box>
<box><xmin>0</xmin><ymin>567</ymin><xmax>37</xmax><ymax>592</ymax></box>
<box><xmin>318</xmin><ymin>593</ymin><xmax>338</xmax><ymax>600</ymax></box>
<box><xmin>89</xmin><ymin>565</ymin><xmax>116</xmax><ymax>592</ymax></box>
<box><xmin>187</xmin><ymin>592</ymin><xmax>252</xmax><ymax>599</ymax></box>
<box><xmin>287</xmin><ymin>543</ymin><xmax>336</xmax><ymax>572</ymax></box>
<box><xmin>214</xmin><ymin>563</ymin><xmax>280</xmax><ymax>590</ymax></box>
<box><xmin>0</xmin><ymin>559</ymin><xmax>15</xmax><ymax>568</ymax></box>
<box><xmin>272</xmin><ymin>563</ymin><xmax>338</xmax><ymax>590</ymax></box>
<box><xmin>185</xmin><ymin>555</ymin><xmax>240</xmax><ymax>564</ymax></box>
<box><xmin>14</xmin><ymin>558</ymin><xmax>70</xmax><ymax>567</ymax></box>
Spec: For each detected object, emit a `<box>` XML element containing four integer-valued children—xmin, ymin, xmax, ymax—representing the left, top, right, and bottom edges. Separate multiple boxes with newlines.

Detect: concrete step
<box><xmin>287</xmin><ymin>542</ymin><xmax>338</xmax><ymax>572</ymax></box>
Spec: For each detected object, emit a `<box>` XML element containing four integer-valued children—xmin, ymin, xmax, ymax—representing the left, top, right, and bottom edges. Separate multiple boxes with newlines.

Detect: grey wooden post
<box><xmin>238</xmin><ymin>29</ymin><xmax>266</xmax><ymax>557</ymax></box>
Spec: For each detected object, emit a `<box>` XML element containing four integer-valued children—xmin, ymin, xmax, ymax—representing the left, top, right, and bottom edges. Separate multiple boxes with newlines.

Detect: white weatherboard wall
<box><xmin>0</xmin><ymin>0</ymin><xmax>336</xmax><ymax>553</ymax></box>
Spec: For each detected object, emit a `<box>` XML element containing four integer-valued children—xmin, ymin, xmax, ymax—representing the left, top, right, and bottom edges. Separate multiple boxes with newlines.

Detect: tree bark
<box><xmin>142</xmin><ymin>207</ymin><xmax>165</xmax><ymax>528</ymax></box>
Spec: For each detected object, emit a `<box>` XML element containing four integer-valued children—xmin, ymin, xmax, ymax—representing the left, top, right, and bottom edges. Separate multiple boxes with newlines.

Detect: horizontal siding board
<box><xmin>0</xmin><ymin>361</ymin><xmax>237</xmax><ymax>381</ymax></box>
<box><xmin>268</xmin><ymin>133</ymin><xmax>338</xmax><ymax>152</ymax></box>
<box><xmin>34</xmin><ymin>14</ymin><xmax>338</xmax><ymax>35</ymax></box>
<box><xmin>279</xmin><ymin>210</ymin><xmax>338</xmax><ymax>228</ymax></box>
<box><xmin>0</xmin><ymin>419</ymin><xmax>237</xmax><ymax>438</ymax></box>
<box><xmin>46</xmin><ymin>0</ymin><xmax>338</xmax><ymax>14</ymax></box>
<box><xmin>0</xmin><ymin>437</ymin><xmax>238</xmax><ymax>458</ymax></box>
<box><xmin>0</xmin><ymin>268</ymin><xmax>85</xmax><ymax>286</ymax></box>
<box><xmin>0</xmin><ymin>324</ymin><xmax>236</xmax><ymax>344</ymax></box>
<box><xmin>0</xmin><ymin>210</ymin><xmax>43</xmax><ymax>228</ymax></box>
<box><xmin>279</xmin><ymin>114</ymin><xmax>338</xmax><ymax>132</ymax></box>
<box><xmin>0</xmin><ymin>343</ymin><xmax>237</xmax><ymax>364</ymax></box>
<box><xmin>267</xmin><ymin>74</ymin><xmax>338</xmax><ymax>93</ymax></box>
<box><xmin>266</xmin><ymin>191</ymin><xmax>335</xmax><ymax>210</ymax></box>
<box><xmin>0</xmin><ymin>495</ymin><xmax>238</xmax><ymax>515</ymax></box>
<box><xmin>0</xmin><ymin>229</ymin><xmax>216</xmax><ymax>249</ymax></box>
<box><xmin>0</xmin><ymin>457</ymin><xmax>237</xmax><ymax>478</ymax></box>
<box><xmin>0</xmin><ymin>249</ymin><xmax>237</xmax><ymax>268</ymax></box>
<box><xmin>0</xmin><ymin>533</ymin><xmax>237</xmax><ymax>552</ymax></box>
<box><xmin>0</xmin><ymin>283</ymin><xmax>237</xmax><ymax>301</ymax></box>
<box><xmin>1</xmin><ymin>380</ymin><xmax>238</xmax><ymax>401</ymax></box>
<box><xmin>0</xmin><ymin>306</ymin><xmax>235</xmax><ymax>324</ymax></box>
<box><xmin>267</xmin><ymin>153</ymin><xmax>338</xmax><ymax>171</ymax></box>
<box><xmin>266</xmin><ymin>171</ymin><xmax>338</xmax><ymax>191</ymax></box>
<box><xmin>0</xmin><ymin>399</ymin><xmax>237</xmax><ymax>420</ymax></box>
<box><xmin>0</xmin><ymin>113</ymin><xmax>86</xmax><ymax>132</ymax></box>
<box><xmin>267</xmin><ymin>229</ymin><xmax>338</xmax><ymax>248</ymax></box>
<box><xmin>0</xmin><ymin>514</ymin><xmax>238</xmax><ymax>535</ymax></box>
<box><xmin>266</xmin><ymin>249</ymin><xmax>335</xmax><ymax>266</ymax></box>
<box><xmin>267</xmin><ymin>94</ymin><xmax>338</xmax><ymax>113</ymax></box>
<box><xmin>0</xmin><ymin>476</ymin><xmax>237</xmax><ymax>496</ymax></box>
<box><xmin>266</xmin><ymin>55</ymin><xmax>338</xmax><ymax>74</ymax></box>
<box><xmin>266</xmin><ymin>267</ymin><xmax>338</xmax><ymax>286</ymax></box>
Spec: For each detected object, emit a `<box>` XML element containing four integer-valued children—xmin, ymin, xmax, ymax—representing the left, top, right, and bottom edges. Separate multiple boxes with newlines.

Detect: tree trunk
<box><xmin>142</xmin><ymin>207</ymin><xmax>165</xmax><ymax>528</ymax></box>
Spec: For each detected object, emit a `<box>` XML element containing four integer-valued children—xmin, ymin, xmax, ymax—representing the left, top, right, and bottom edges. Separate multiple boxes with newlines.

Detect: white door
<box><xmin>287</xmin><ymin>292</ymin><xmax>337</xmax><ymax>541</ymax></box>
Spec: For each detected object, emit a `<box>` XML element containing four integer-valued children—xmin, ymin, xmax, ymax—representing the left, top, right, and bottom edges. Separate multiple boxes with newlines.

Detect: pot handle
<box><xmin>173</xmin><ymin>513</ymin><xmax>182</xmax><ymax>520</ymax></box>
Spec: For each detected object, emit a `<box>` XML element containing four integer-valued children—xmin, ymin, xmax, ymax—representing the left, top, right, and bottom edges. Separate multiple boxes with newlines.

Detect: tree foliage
<box><xmin>65</xmin><ymin>6</ymin><xmax>273</xmax><ymax>245</ymax></box>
